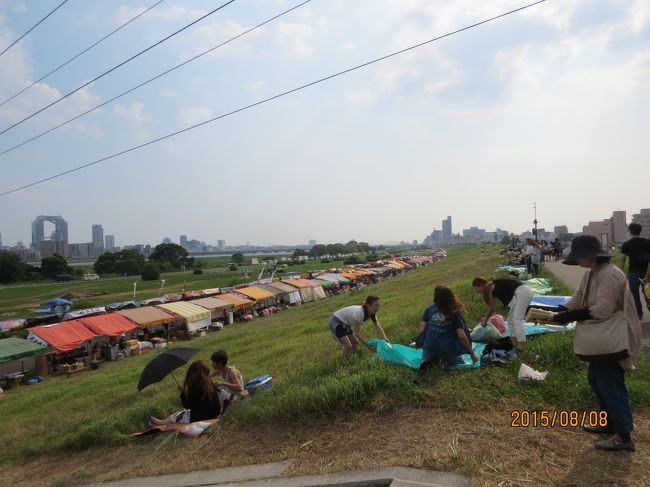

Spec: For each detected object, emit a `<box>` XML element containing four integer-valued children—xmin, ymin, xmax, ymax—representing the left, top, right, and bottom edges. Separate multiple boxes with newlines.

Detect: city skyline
<box><xmin>0</xmin><ymin>1</ymin><xmax>648</xmax><ymax>248</ymax></box>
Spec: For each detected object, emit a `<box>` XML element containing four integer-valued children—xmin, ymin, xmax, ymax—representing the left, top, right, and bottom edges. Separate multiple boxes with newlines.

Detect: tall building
<box><xmin>554</xmin><ymin>225</ymin><xmax>568</xmax><ymax>237</ymax></box>
<box><xmin>92</xmin><ymin>225</ymin><xmax>104</xmax><ymax>257</ymax></box>
<box><xmin>69</xmin><ymin>243</ymin><xmax>93</xmax><ymax>258</ymax></box>
<box><xmin>442</xmin><ymin>216</ymin><xmax>452</xmax><ymax>244</ymax></box>
<box><xmin>583</xmin><ymin>211</ymin><xmax>627</xmax><ymax>247</ymax></box>
<box><xmin>308</xmin><ymin>239</ymin><xmax>316</xmax><ymax>248</ymax></box>
<box><xmin>162</xmin><ymin>238</ymin><xmax>171</xmax><ymax>244</ymax></box>
<box><xmin>105</xmin><ymin>235</ymin><xmax>115</xmax><ymax>251</ymax></box>
<box><xmin>462</xmin><ymin>227</ymin><xmax>486</xmax><ymax>244</ymax></box>
<box><xmin>40</xmin><ymin>240</ymin><xmax>68</xmax><ymax>259</ymax></box>
<box><xmin>632</xmin><ymin>209</ymin><xmax>650</xmax><ymax>239</ymax></box>
<box><xmin>31</xmin><ymin>215</ymin><xmax>68</xmax><ymax>248</ymax></box>
<box><xmin>217</xmin><ymin>240</ymin><xmax>225</xmax><ymax>249</ymax></box>
<box><xmin>180</xmin><ymin>235</ymin><xmax>188</xmax><ymax>247</ymax></box>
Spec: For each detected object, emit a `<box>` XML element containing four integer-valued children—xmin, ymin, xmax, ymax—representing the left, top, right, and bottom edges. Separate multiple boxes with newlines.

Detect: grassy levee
<box><xmin>0</xmin><ymin>246</ymin><xmax>648</xmax><ymax>463</ymax></box>
<box><xmin>0</xmin><ymin>259</ymin><xmax>348</xmax><ymax>320</ymax></box>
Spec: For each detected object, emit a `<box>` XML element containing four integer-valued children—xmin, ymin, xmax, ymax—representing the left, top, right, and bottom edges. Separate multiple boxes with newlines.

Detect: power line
<box><xmin>0</xmin><ymin>0</ymin><xmax>312</xmax><ymax>158</ymax></box>
<box><xmin>0</xmin><ymin>0</ymin><xmax>548</xmax><ymax>199</ymax></box>
<box><xmin>0</xmin><ymin>0</ymin><xmax>167</xmax><ymax>109</ymax></box>
<box><xmin>0</xmin><ymin>0</ymin><xmax>236</xmax><ymax>137</ymax></box>
<box><xmin>0</xmin><ymin>0</ymin><xmax>69</xmax><ymax>59</ymax></box>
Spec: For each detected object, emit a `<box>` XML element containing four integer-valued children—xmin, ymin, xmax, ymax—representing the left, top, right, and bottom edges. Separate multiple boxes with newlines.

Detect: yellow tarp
<box><xmin>191</xmin><ymin>297</ymin><xmax>233</xmax><ymax>312</ymax></box>
<box><xmin>236</xmin><ymin>287</ymin><xmax>275</xmax><ymax>301</ymax></box>
<box><xmin>157</xmin><ymin>302</ymin><xmax>210</xmax><ymax>322</ymax></box>
<box><xmin>282</xmin><ymin>279</ymin><xmax>311</xmax><ymax>289</ymax></box>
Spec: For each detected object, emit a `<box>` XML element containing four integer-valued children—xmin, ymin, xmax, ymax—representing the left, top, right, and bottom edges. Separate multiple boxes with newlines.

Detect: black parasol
<box><xmin>137</xmin><ymin>347</ymin><xmax>200</xmax><ymax>391</ymax></box>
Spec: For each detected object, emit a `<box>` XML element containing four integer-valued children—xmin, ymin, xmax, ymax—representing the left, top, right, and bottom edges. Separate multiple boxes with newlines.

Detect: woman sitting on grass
<box><xmin>150</xmin><ymin>360</ymin><xmax>224</xmax><ymax>426</ymax></box>
<box><xmin>415</xmin><ymin>286</ymin><xmax>477</xmax><ymax>373</ymax></box>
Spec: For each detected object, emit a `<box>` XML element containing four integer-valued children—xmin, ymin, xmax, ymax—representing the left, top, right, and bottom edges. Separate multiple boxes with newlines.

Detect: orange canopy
<box><xmin>216</xmin><ymin>293</ymin><xmax>254</xmax><ymax>309</ymax></box>
<box><xmin>236</xmin><ymin>287</ymin><xmax>275</xmax><ymax>301</ymax></box>
<box><xmin>339</xmin><ymin>273</ymin><xmax>359</xmax><ymax>280</ymax></box>
<box><xmin>79</xmin><ymin>314</ymin><xmax>138</xmax><ymax>337</ymax></box>
<box><xmin>281</xmin><ymin>279</ymin><xmax>311</xmax><ymax>289</ymax></box>
<box><xmin>30</xmin><ymin>321</ymin><xmax>97</xmax><ymax>354</ymax></box>
<box><xmin>117</xmin><ymin>307</ymin><xmax>177</xmax><ymax>328</ymax></box>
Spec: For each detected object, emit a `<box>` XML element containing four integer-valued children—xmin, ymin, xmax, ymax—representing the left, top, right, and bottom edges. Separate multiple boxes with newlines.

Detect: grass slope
<box><xmin>0</xmin><ymin>247</ymin><xmax>647</xmax><ymax>465</ymax></box>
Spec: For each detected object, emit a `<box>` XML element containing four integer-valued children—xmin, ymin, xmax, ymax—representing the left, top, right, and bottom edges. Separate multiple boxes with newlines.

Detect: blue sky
<box><xmin>0</xmin><ymin>0</ymin><xmax>648</xmax><ymax>247</ymax></box>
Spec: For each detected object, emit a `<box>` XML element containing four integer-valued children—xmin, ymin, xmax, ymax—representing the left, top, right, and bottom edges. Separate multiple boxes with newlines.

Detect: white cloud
<box><xmin>339</xmin><ymin>41</ymin><xmax>356</xmax><ymax>51</ymax></box>
<box><xmin>246</xmin><ymin>80</ymin><xmax>267</xmax><ymax>92</ymax></box>
<box><xmin>344</xmin><ymin>89</ymin><xmax>375</xmax><ymax>105</ymax></box>
<box><xmin>114</xmin><ymin>102</ymin><xmax>153</xmax><ymax>142</ymax></box>
<box><xmin>275</xmin><ymin>21</ymin><xmax>314</xmax><ymax>57</ymax></box>
<box><xmin>117</xmin><ymin>4</ymin><xmax>207</xmax><ymax>24</ymax></box>
<box><xmin>179</xmin><ymin>106</ymin><xmax>213</xmax><ymax>126</ymax></box>
<box><xmin>187</xmin><ymin>20</ymin><xmax>265</xmax><ymax>58</ymax></box>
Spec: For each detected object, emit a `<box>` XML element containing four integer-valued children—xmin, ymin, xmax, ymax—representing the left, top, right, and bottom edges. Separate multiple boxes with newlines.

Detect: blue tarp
<box><xmin>367</xmin><ymin>339</ymin><xmax>487</xmax><ymax>371</ymax></box>
<box><xmin>530</xmin><ymin>295</ymin><xmax>570</xmax><ymax>308</ymax></box>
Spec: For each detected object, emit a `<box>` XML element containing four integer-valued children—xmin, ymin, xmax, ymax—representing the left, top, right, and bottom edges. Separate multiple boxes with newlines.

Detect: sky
<box><xmin>0</xmin><ymin>0</ymin><xmax>648</xmax><ymax>248</ymax></box>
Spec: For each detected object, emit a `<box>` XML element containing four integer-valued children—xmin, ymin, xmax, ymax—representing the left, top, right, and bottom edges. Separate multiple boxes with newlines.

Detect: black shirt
<box><xmin>492</xmin><ymin>278</ymin><xmax>523</xmax><ymax>306</ymax></box>
<box><xmin>621</xmin><ymin>238</ymin><xmax>650</xmax><ymax>273</ymax></box>
<box><xmin>180</xmin><ymin>386</ymin><xmax>222</xmax><ymax>422</ymax></box>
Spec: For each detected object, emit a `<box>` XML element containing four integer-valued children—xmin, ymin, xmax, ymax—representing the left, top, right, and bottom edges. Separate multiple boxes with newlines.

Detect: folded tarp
<box><xmin>182</xmin><ymin>291</ymin><xmax>203</xmax><ymax>300</ymax></box>
<box><xmin>28</xmin><ymin>321</ymin><xmax>97</xmax><ymax>353</ymax></box>
<box><xmin>0</xmin><ymin>337</ymin><xmax>49</xmax><ymax>364</ymax></box>
<box><xmin>117</xmin><ymin>307</ymin><xmax>177</xmax><ymax>329</ymax></box>
<box><xmin>236</xmin><ymin>287</ymin><xmax>275</xmax><ymax>301</ymax></box>
<box><xmin>62</xmin><ymin>307</ymin><xmax>106</xmax><ymax>322</ymax></box>
<box><xmin>157</xmin><ymin>303</ymin><xmax>211</xmax><ymax>332</ymax></box>
<box><xmin>201</xmin><ymin>288</ymin><xmax>220</xmax><ymax>296</ymax></box>
<box><xmin>79</xmin><ymin>314</ymin><xmax>138</xmax><ymax>337</ymax></box>
<box><xmin>496</xmin><ymin>265</ymin><xmax>528</xmax><ymax>275</ymax></box>
<box><xmin>530</xmin><ymin>295</ymin><xmax>570</xmax><ymax>308</ymax></box>
<box><xmin>0</xmin><ymin>319</ymin><xmax>26</xmax><ymax>332</ymax></box>
<box><xmin>523</xmin><ymin>278</ymin><xmax>553</xmax><ymax>295</ymax></box>
<box><xmin>215</xmin><ymin>293</ymin><xmax>255</xmax><ymax>309</ymax></box>
<box><xmin>367</xmin><ymin>339</ymin><xmax>486</xmax><ymax>371</ymax></box>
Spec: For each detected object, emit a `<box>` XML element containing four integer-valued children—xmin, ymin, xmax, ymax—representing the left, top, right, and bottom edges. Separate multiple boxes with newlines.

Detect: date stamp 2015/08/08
<box><xmin>511</xmin><ymin>410</ymin><xmax>608</xmax><ymax>428</ymax></box>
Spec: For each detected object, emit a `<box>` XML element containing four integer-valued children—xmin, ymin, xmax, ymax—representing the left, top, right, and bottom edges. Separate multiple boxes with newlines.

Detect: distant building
<box><xmin>632</xmin><ymin>209</ymin><xmax>650</xmax><ymax>239</ymax></box>
<box><xmin>92</xmin><ymin>225</ymin><xmax>104</xmax><ymax>256</ymax></box>
<box><xmin>217</xmin><ymin>240</ymin><xmax>225</xmax><ymax>249</ymax></box>
<box><xmin>105</xmin><ymin>235</ymin><xmax>115</xmax><ymax>251</ymax></box>
<box><xmin>69</xmin><ymin>243</ymin><xmax>93</xmax><ymax>258</ymax></box>
<box><xmin>180</xmin><ymin>235</ymin><xmax>188</xmax><ymax>247</ymax></box>
<box><xmin>412</xmin><ymin>240</ymin><xmax>418</xmax><ymax>246</ymax></box>
<box><xmin>462</xmin><ymin>227</ymin><xmax>486</xmax><ymax>244</ymax></box>
<box><xmin>554</xmin><ymin>225</ymin><xmax>569</xmax><ymax>237</ymax></box>
<box><xmin>40</xmin><ymin>240</ymin><xmax>68</xmax><ymax>259</ymax></box>
<box><xmin>583</xmin><ymin>210</ymin><xmax>627</xmax><ymax>247</ymax></box>
<box><xmin>32</xmin><ymin>215</ymin><xmax>68</xmax><ymax>249</ymax></box>
<box><xmin>308</xmin><ymin>239</ymin><xmax>316</xmax><ymax>248</ymax></box>
<box><xmin>442</xmin><ymin>216</ymin><xmax>452</xmax><ymax>244</ymax></box>
<box><xmin>162</xmin><ymin>238</ymin><xmax>171</xmax><ymax>244</ymax></box>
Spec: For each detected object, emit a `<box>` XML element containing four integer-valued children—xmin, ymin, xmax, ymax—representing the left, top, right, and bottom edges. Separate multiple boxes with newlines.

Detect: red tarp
<box><xmin>79</xmin><ymin>314</ymin><xmax>138</xmax><ymax>337</ymax></box>
<box><xmin>30</xmin><ymin>321</ymin><xmax>97</xmax><ymax>354</ymax></box>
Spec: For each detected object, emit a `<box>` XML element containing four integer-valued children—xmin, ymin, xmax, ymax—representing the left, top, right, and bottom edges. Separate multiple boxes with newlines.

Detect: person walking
<box><xmin>472</xmin><ymin>276</ymin><xmax>533</xmax><ymax>352</ymax></box>
<box><xmin>620</xmin><ymin>223</ymin><xmax>650</xmax><ymax>320</ymax></box>
<box><xmin>546</xmin><ymin>235</ymin><xmax>642</xmax><ymax>451</ymax></box>
<box><xmin>328</xmin><ymin>295</ymin><xmax>388</xmax><ymax>358</ymax></box>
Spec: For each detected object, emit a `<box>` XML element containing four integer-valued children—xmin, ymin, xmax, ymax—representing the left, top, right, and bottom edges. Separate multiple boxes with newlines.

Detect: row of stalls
<box><xmin>1</xmin><ymin>252</ymin><xmax>447</xmax><ymax>385</ymax></box>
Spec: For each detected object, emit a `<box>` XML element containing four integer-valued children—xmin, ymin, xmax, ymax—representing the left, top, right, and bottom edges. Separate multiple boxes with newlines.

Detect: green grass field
<box><xmin>0</xmin><ymin>258</ymin><xmax>348</xmax><ymax>320</ymax></box>
<box><xmin>1</xmin><ymin>246</ymin><xmax>648</xmax><ymax>465</ymax></box>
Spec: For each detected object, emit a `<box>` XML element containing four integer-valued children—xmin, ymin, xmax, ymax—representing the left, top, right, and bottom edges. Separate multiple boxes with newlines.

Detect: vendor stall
<box><xmin>157</xmin><ymin>302</ymin><xmax>211</xmax><ymax>333</ymax></box>
<box><xmin>28</xmin><ymin>321</ymin><xmax>97</xmax><ymax>354</ymax></box>
<box><xmin>263</xmin><ymin>282</ymin><xmax>302</xmax><ymax>304</ymax></box>
<box><xmin>216</xmin><ymin>293</ymin><xmax>255</xmax><ymax>310</ymax></box>
<box><xmin>191</xmin><ymin>297</ymin><xmax>234</xmax><ymax>321</ymax></box>
<box><xmin>117</xmin><ymin>306</ymin><xmax>177</xmax><ymax>329</ymax></box>
<box><xmin>235</xmin><ymin>286</ymin><xmax>276</xmax><ymax>305</ymax></box>
<box><xmin>282</xmin><ymin>279</ymin><xmax>316</xmax><ymax>303</ymax></box>
<box><xmin>0</xmin><ymin>337</ymin><xmax>49</xmax><ymax>382</ymax></box>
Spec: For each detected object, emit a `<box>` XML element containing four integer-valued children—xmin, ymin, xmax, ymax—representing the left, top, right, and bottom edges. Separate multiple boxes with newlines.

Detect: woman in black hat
<box><xmin>543</xmin><ymin>235</ymin><xmax>641</xmax><ymax>452</ymax></box>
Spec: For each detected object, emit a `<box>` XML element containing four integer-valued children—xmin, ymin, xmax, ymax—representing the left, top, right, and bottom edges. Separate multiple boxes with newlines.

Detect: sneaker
<box><xmin>594</xmin><ymin>434</ymin><xmax>635</xmax><ymax>452</ymax></box>
<box><xmin>583</xmin><ymin>425</ymin><xmax>614</xmax><ymax>435</ymax></box>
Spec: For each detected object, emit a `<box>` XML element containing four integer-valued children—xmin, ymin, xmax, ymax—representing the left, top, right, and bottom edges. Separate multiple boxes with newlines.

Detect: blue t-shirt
<box><xmin>417</xmin><ymin>304</ymin><xmax>470</xmax><ymax>354</ymax></box>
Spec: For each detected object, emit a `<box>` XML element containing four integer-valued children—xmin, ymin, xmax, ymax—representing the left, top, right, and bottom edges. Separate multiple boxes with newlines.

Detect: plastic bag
<box><xmin>470</xmin><ymin>314</ymin><xmax>506</xmax><ymax>342</ymax></box>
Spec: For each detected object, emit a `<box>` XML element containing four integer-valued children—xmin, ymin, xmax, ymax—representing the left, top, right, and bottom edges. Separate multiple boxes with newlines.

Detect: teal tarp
<box><xmin>523</xmin><ymin>278</ymin><xmax>553</xmax><ymax>295</ymax></box>
<box><xmin>367</xmin><ymin>339</ymin><xmax>486</xmax><ymax>370</ymax></box>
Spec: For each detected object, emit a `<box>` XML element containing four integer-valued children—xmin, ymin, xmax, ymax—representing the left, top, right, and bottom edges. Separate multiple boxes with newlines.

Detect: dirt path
<box><xmin>2</xmin><ymin>404</ymin><xmax>649</xmax><ymax>487</ymax></box>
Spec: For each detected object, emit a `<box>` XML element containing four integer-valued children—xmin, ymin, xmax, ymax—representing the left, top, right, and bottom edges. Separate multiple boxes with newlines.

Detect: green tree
<box><xmin>344</xmin><ymin>240</ymin><xmax>359</xmax><ymax>254</ymax></box>
<box><xmin>229</xmin><ymin>263</ymin><xmax>238</xmax><ymax>271</ymax></box>
<box><xmin>94</xmin><ymin>252</ymin><xmax>117</xmax><ymax>275</ymax></box>
<box><xmin>149</xmin><ymin>243</ymin><xmax>188</xmax><ymax>268</ymax></box>
<box><xmin>40</xmin><ymin>254</ymin><xmax>72</xmax><ymax>279</ymax></box>
<box><xmin>365</xmin><ymin>253</ymin><xmax>379</xmax><ymax>263</ymax></box>
<box><xmin>308</xmin><ymin>244</ymin><xmax>326</xmax><ymax>258</ymax></box>
<box><xmin>0</xmin><ymin>251</ymin><xmax>25</xmax><ymax>283</ymax></box>
<box><xmin>141</xmin><ymin>263</ymin><xmax>161</xmax><ymax>281</ymax></box>
<box><xmin>292</xmin><ymin>249</ymin><xmax>306</xmax><ymax>258</ymax></box>
<box><xmin>231</xmin><ymin>253</ymin><xmax>245</xmax><ymax>265</ymax></box>
<box><xmin>358</xmin><ymin>242</ymin><xmax>370</xmax><ymax>253</ymax></box>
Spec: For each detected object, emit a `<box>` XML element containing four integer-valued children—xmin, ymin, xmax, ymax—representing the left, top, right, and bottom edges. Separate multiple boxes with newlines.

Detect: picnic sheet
<box><xmin>367</xmin><ymin>339</ymin><xmax>487</xmax><ymax>370</ymax></box>
<box><xmin>530</xmin><ymin>295</ymin><xmax>571</xmax><ymax>308</ymax></box>
<box><xmin>523</xmin><ymin>278</ymin><xmax>553</xmax><ymax>295</ymax></box>
<box><xmin>495</xmin><ymin>265</ymin><xmax>528</xmax><ymax>275</ymax></box>
<box><xmin>131</xmin><ymin>417</ymin><xmax>219</xmax><ymax>438</ymax></box>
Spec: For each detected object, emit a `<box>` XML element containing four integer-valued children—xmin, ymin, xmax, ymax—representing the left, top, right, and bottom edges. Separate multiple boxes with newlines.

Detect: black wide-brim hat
<box><xmin>563</xmin><ymin>235</ymin><xmax>610</xmax><ymax>266</ymax></box>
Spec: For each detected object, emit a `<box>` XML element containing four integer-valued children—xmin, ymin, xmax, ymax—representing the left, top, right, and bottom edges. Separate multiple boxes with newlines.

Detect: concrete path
<box><xmin>79</xmin><ymin>463</ymin><xmax>470</xmax><ymax>487</ymax></box>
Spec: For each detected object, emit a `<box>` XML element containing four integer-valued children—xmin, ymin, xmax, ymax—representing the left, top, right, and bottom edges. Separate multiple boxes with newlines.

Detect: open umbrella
<box><xmin>137</xmin><ymin>347</ymin><xmax>200</xmax><ymax>391</ymax></box>
<box><xmin>41</xmin><ymin>298</ymin><xmax>72</xmax><ymax>307</ymax></box>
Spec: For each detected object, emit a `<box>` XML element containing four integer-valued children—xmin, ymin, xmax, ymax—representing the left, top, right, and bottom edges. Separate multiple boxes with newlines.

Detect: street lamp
<box><xmin>531</xmin><ymin>202</ymin><xmax>538</xmax><ymax>242</ymax></box>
